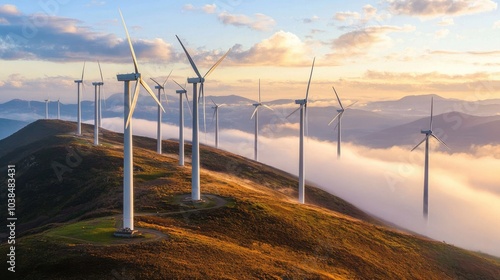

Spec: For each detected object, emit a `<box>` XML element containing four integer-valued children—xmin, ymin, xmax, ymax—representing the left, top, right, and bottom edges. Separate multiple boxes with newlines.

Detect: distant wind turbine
<box><xmin>150</xmin><ymin>70</ymin><xmax>172</xmax><ymax>154</ymax></box>
<box><xmin>210</xmin><ymin>98</ymin><xmax>225</xmax><ymax>148</ymax></box>
<box><xmin>115</xmin><ymin>10</ymin><xmax>165</xmax><ymax>234</ymax></box>
<box><xmin>411</xmin><ymin>97</ymin><xmax>450</xmax><ymax>219</ymax></box>
<box><xmin>92</xmin><ymin>62</ymin><xmax>104</xmax><ymax>146</ymax></box>
<box><xmin>173</xmin><ymin>80</ymin><xmax>191</xmax><ymax>166</ymax></box>
<box><xmin>74</xmin><ymin>62</ymin><xmax>85</xmax><ymax>135</ymax></box>
<box><xmin>251</xmin><ymin>79</ymin><xmax>273</xmax><ymax>161</ymax></box>
<box><xmin>97</xmin><ymin>61</ymin><xmax>105</xmax><ymax>128</ymax></box>
<box><xmin>328</xmin><ymin>86</ymin><xmax>357</xmax><ymax>159</ymax></box>
<box><xmin>176</xmin><ymin>35</ymin><xmax>230</xmax><ymax>201</ymax></box>
<box><xmin>286</xmin><ymin>57</ymin><xmax>315</xmax><ymax>204</ymax></box>
<box><xmin>44</xmin><ymin>99</ymin><xmax>50</xmax><ymax>119</ymax></box>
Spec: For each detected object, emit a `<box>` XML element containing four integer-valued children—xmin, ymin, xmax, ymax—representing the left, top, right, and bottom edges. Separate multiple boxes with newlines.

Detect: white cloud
<box><xmin>438</xmin><ymin>17</ymin><xmax>454</xmax><ymax>25</ymax></box>
<box><xmin>494</xmin><ymin>20</ymin><xmax>500</xmax><ymax>29</ymax></box>
<box><xmin>386</xmin><ymin>0</ymin><xmax>498</xmax><ymax>18</ymax></box>
<box><xmin>218</xmin><ymin>11</ymin><xmax>276</xmax><ymax>31</ymax></box>
<box><xmin>435</xmin><ymin>28</ymin><xmax>450</xmax><ymax>38</ymax></box>
<box><xmin>202</xmin><ymin>4</ymin><xmax>217</xmax><ymax>14</ymax></box>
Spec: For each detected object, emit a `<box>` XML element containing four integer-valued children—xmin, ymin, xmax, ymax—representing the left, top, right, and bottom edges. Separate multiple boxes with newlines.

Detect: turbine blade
<box><xmin>162</xmin><ymin>88</ymin><xmax>168</xmax><ymax>104</ymax></box>
<box><xmin>250</xmin><ymin>106</ymin><xmax>259</xmax><ymax>119</ymax></box>
<box><xmin>81</xmin><ymin>61</ymin><xmax>86</xmax><ymax>81</ymax></box>
<box><xmin>328</xmin><ymin>112</ymin><xmax>342</xmax><ymax>126</ymax></box>
<box><xmin>184</xmin><ymin>92</ymin><xmax>192</xmax><ymax>116</ymax></box>
<box><xmin>258</xmin><ymin>79</ymin><xmax>261</xmax><ymax>103</ymax></box>
<box><xmin>262</xmin><ymin>104</ymin><xmax>274</xmax><ymax>111</ymax></box>
<box><xmin>119</xmin><ymin>9</ymin><xmax>139</xmax><ymax>74</ymax></box>
<box><xmin>173</xmin><ymin>80</ymin><xmax>186</xmax><ymax>91</ymax></box>
<box><xmin>126</xmin><ymin>80</ymin><xmax>141</xmax><ymax>128</ymax></box>
<box><xmin>431</xmin><ymin>134</ymin><xmax>450</xmax><ymax>150</ymax></box>
<box><xmin>286</xmin><ymin>106</ymin><xmax>301</xmax><ymax>119</ymax></box>
<box><xmin>163</xmin><ymin>69</ymin><xmax>172</xmax><ymax>87</ymax></box>
<box><xmin>175</xmin><ymin>35</ymin><xmax>202</xmax><ymax>78</ymax></box>
<box><xmin>210</xmin><ymin>97</ymin><xmax>217</xmax><ymax>106</ymax></box>
<box><xmin>204</xmin><ymin>48</ymin><xmax>231</xmax><ymax>78</ymax></box>
<box><xmin>332</xmin><ymin>120</ymin><xmax>339</xmax><ymax>131</ymax></box>
<box><xmin>211</xmin><ymin>107</ymin><xmax>216</xmax><ymax>123</ymax></box>
<box><xmin>98</xmin><ymin>60</ymin><xmax>104</xmax><ymax>83</ymax></box>
<box><xmin>332</xmin><ymin>86</ymin><xmax>344</xmax><ymax>110</ymax></box>
<box><xmin>346</xmin><ymin>100</ymin><xmax>358</xmax><ymax>109</ymax></box>
<box><xmin>305</xmin><ymin>104</ymin><xmax>309</xmax><ymax>137</ymax></box>
<box><xmin>305</xmin><ymin>57</ymin><xmax>315</xmax><ymax>101</ymax></box>
<box><xmin>411</xmin><ymin>137</ymin><xmax>427</xmax><ymax>152</ymax></box>
<box><xmin>430</xmin><ymin>97</ymin><xmax>434</xmax><ymax>130</ymax></box>
<box><xmin>150</xmin><ymin>77</ymin><xmax>161</xmax><ymax>87</ymax></box>
<box><xmin>140</xmin><ymin>78</ymin><xmax>165</xmax><ymax>112</ymax></box>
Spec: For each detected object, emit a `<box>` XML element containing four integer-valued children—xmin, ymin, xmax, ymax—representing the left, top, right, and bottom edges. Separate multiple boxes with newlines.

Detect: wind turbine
<box><xmin>57</xmin><ymin>98</ymin><xmax>61</xmax><ymax>120</ymax></box>
<box><xmin>173</xmin><ymin>80</ymin><xmax>191</xmax><ymax>166</ymax></box>
<box><xmin>176</xmin><ymin>35</ymin><xmax>230</xmax><ymax>201</ymax></box>
<box><xmin>286</xmin><ymin>58</ymin><xmax>315</xmax><ymax>204</ymax></box>
<box><xmin>150</xmin><ymin>70</ymin><xmax>172</xmax><ymax>154</ymax></box>
<box><xmin>74</xmin><ymin>62</ymin><xmax>85</xmax><ymax>135</ymax></box>
<box><xmin>115</xmin><ymin>10</ymin><xmax>164</xmax><ymax>234</ymax></box>
<box><xmin>250</xmin><ymin>79</ymin><xmax>273</xmax><ymax>161</ymax></box>
<box><xmin>411</xmin><ymin>97</ymin><xmax>449</xmax><ymax>219</ymax></box>
<box><xmin>44</xmin><ymin>99</ymin><xmax>50</xmax><ymax>119</ymax></box>
<box><xmin>210</xmin><ymin>98</ymin><xmax>225</xmax><ymax>148</ymax></box>
<box><xmin>97</xmin><ymin>61</ymin><xmax>105</xmax><ymax>128</ymax></box>
<box><xmin>327</xmin><ymin>86</ymin><xmax>357</xmax><ymax>159</ymax></box>
<box><xmin>92</xmin><ymin>63</ymin><xmax>104</xmax><ymax>146</ymax></box>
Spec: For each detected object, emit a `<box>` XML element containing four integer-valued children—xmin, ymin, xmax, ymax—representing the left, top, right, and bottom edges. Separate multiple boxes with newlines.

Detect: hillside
<box><xmin>1</xmin><ymin>120</ymin><xmax>499</xmax><ymax>279</ymax></box>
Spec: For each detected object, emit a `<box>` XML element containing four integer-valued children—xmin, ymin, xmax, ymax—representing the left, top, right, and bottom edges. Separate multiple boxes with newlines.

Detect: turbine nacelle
<box><xmin>74</xmin><ymin>80</ymin><xmax>83</xmax><ymax>83</ymax></box>
<box><xmin>154</xmin><ymin>85</ymin><xmax>164</xmax><ymax>90</ymax></box>
<box><xmin>295</xmin><ymin>99</ymin><xmax>307</xmax><ymax>105</ymax></box>
<box><xmin>92</xmin><ymin>82</ymin><xmax>104</xmax><ymax>86</ymax></box>
<box><xmin>421</xmin><ymin>129</ymin><xmax>432</xmax><ymax>135</ymax></box>
<box><xmin>337</xmin><ymin>109</ymin><xmax>344</xmax><ymax>113</ymax></box>
<box><xmin>253</xmin><ymin>102</ymin><xmax>262</xmax><ymax>107</ymax></box>
<box><xmin>188</xmin><ymin>77</ymin><xmax>204</xmax><ymax>84</ymax></box>
<box><xmin>117</xmin><ymin>73</ymin><xmax>139</xmax><ymax>82</ymax></box>
<box><xmin>176</xmin><ymin>89</ymin><xmax>187</xmax><ymax>94</ymax></box>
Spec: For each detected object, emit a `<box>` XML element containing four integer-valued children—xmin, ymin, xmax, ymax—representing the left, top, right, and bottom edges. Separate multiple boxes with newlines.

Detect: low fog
<box><xmin>102</xmin><ymin>117</ymin><xmax>500</xmax><ymax>257</ymax></box>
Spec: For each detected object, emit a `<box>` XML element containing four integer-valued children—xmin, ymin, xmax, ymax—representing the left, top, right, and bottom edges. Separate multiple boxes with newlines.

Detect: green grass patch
<box><xmin>45</xmin><ymin>217</ymin><xmax>118</xmax><ymax>244</ymax></box>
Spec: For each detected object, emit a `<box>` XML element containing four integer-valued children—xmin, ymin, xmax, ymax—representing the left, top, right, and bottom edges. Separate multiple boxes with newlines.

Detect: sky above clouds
<box><xmin>0</xmin><ymin>0</ymin><xmax>499</xmax><ymax>103</ymax></box>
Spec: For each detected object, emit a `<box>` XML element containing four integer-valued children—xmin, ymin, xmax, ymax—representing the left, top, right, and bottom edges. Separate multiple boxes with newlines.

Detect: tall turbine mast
<box><xmin>411</xmin><ymin>97</ymin><xmax>450</xmax><ymax>219</ymax></box>
<box><xmin>174</xmin><ymin>80</ymin><xmax>191</xmax><ymax>166</ymax></box>
<box><xmin>176</xmin><ymin>35</ymin><xmax>230</xmax><ymax>201</ymax></box>
<box><xmin>328</xmin><ymin>86</ymin><xmax>357</xmax><ymax>159</ymax></box>
<box><xmin>115</xmin><ymin>10</ymin><xmax>165</xmax><ymax>235</ymax></box>
<box><xmin>211</xmin><ymin>98</ymin><xmax>225</xmax><ymax>148</ymax></box>
<box><xmin>251</xmin><ymin>79</ymin><xmax>273</xmax><ymax>161</ymax></box>
<box><xmin>151</xmin><ymin>70</ymin><xmax>172</xmax><ymax>154</ymax></box>
<box><xmin>286</xmin><ymin>58</ymin><xmax>315</xmax><ymax>204</ymax></box>
<box><xmin>74</xmin><ymin>62</ymin><xmax>86</xmax><ymax>135</ymax></box>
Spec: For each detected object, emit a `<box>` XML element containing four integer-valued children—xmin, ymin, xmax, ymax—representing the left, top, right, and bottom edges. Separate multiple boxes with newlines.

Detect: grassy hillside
<box><xmin>1</xmin><ymin>120</ymin><xmax>499</xmax><ymax>279</ymax></box>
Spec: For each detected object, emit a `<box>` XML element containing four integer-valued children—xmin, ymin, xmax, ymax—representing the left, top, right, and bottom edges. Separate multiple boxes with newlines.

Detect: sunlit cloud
<box><xmin>385</xmin><ymin>0</ymin><xmax>498</xmax><ymax>18</ymax></box>
<box><xmin>434</xmin><ymin>28</ymin><xmax>450</xmax><ymax>38</ymax></box>
<box><xmin>437</xmin><ymin>17</ymin><xmax>454</xmax><ymax>25</ymax></box>
<box><xmin>202</xmin><ymin>4</ymin><xmax>217</xmax><ymax>14</ymax></box>
<box><xmin>302</xmin><ymin>15</ymin><xmax>320</xmax><ymax>24</ymax></box>
<box><xmin>218</xmin><ymin>11</ymin><xmax>276</xmax><ymax>31</ymax></box>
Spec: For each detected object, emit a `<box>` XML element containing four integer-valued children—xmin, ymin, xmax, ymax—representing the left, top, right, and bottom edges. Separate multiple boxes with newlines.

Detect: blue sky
<box><xmin>1</xmin><ymin>0</ymin><xmax>500</xmax><ymax>103</ymax></box>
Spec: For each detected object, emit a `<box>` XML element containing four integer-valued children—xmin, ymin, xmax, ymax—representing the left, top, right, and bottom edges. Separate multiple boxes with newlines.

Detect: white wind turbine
<box><xmin>250</xmin><ymin>79</ymin><xmax>273</xmax><ymax>161</ymax></box>
<box><xmin>286</xmin><ymin>58</ymin><xmax>315</xmax><ymax>204</ymax></box>
<box><xmin>176</xmin><ymin>35</ymin><xmax>230</xmax><ymax>201</ymax></box>
<box><xmin>92</xmin><ymin>62</ymin><xmax>104</xmax><ymax>146</ymax></box>
<box><xmin>97</xmin><ymin>61</ymin><xmax>105</xmax><ymax>128</ymax></box>
<box><xmin>74</xmin><ymin>62</ymin><xmax>86</xmax><ymax>135</ymax></box>
<box><xmin>115</xmin><ymin>10</ymin><xmax>165</xmax><ymax>234</ymax></box>
<box><xmin>210</xmin><ymin>98</ymin><xmax>225</xmax><ymax>149</ymax></box>
<box><xmin>328</xmin><ymin>86</ymin><xmax>357</xmax><ymax>159</ymax></box>
<box><xmin>411</xmin><ymin>97</ymin><xmax>449</xmax><ymax>219</ymax></box>
<box><xmin>44</xmin><ymin>99</ymin><xmax>50</xmax><ymax>119</ymax></box>
<box><xmin>150</xmin><ymin>70</ymin><xmax>172</xmax><ymax>154</ymax></box>
<box><xmin>173</xmin><ymin>80</ymin><xmax>192</xmax><ymax>166</ymax></box>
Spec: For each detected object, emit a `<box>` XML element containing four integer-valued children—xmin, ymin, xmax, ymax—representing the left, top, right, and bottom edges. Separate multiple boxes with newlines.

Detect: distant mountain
<box><xmin>0</xmin><ymin>118</ymin><xmax>29</xmax><ymax>140</ymax></box>
<box><xmin>355</xmin><ymin>112</ymin><xmax>500</xmax><ymax>151</ymax></box>
<box><xmin>0</xmin><ymin>120</ymin><xmax>499</xmax><ymax>279</ymax></box>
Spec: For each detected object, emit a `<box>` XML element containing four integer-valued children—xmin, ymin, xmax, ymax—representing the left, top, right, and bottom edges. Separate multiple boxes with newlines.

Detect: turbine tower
<box><xmin>411</xmin><ymin>97</ymin><xmax>449</xmax><ymax>219</ymax></box>
<box><xmin>173</xmin><ymin>80</ymin><xmax>191</xmax><ymax>166</ymax></box>
<box><xmin>97</xmin><ymin>61</ymin><xmax>105</xmax><ymax>128</ymax></box>
<box><xmin>286</xmin><ymin>58</ymin><xmax>315</xmax><ymax>204</ymax></box>
<box><xmin>327</xmin><ymin>86</ymin><xmax>357</xmax><ymax>159</ymax></box>
<box><xmin>250</xmin><ymin>79</ymin><xmax>273</xmax><ymax>161</ymax></box>
<box><xmin>92</xmin><ymin>64</ymin><xmax>104</xmax><ymax>146</ymax></box>
<box><xmin>150</xmin><ymin>70</ymin><xmax>172</xmax><ymax>154</ymax></box>
<box><xmin>116</xmin><ymin>10</ymin><xmax>164</xmax><ymax>234</ymax></box>
<box><xmin>44</xmin><ymin>99</ymin><xmax>50</xmax><ymax>119</ymax></box>
<box><xmin>210</xmin><ymin>98</ymin><xmax>225</xmax><ymax>148</ymax></box>
<box><xmin>176</xmin><ymin>35</ymin><xmax>230</xmax><ymax>201</ymax></box>
<box><xmin>74</xmin><ymin>62</ymin><xmax>86</xmax><ymax>135</ymax></box>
